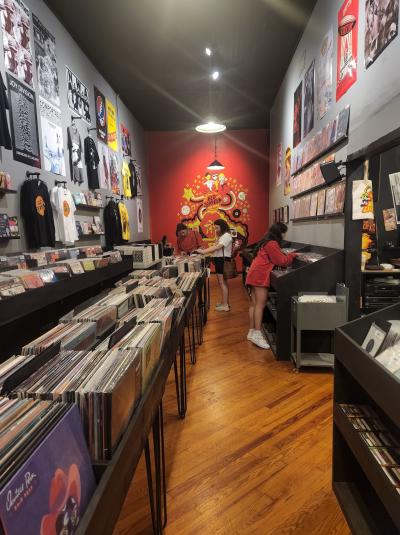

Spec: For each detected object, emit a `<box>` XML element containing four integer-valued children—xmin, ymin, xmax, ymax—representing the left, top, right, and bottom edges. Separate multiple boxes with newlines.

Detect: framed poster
<box><xmin>365</xmin><ymin>0</ymin><xmax>398</xmax><ymax>68</ymax></box>
<box><xmin>98</xmin><ymin>142</ymin><xmax>110</xmax><ymax>190</ymax></box>
<box><xmin>336</xmin><ymin>0</ymin><xmax>358</xmax><ymax>101</ymax></box>
<box><xmin>317</xmin><ymin>29</ymin><xmax>333</xmax><ymax>119</ymax></box>
<box><xmin>293</xmin><ymin>82</ymin><xmax>302</xmax><ymax>148</ymax></box>
<box><xmin>94</xmin><ymin>87</ymin><xmax>107</xmax><ymax>143</ymax></box>
<box><xmin>303</xmin><ymin>60</ymin><xmax>315</xmax><ymax>138</ymax></box>
<box><xmin>106</xmin><ymin>99</ymin><xmax>118</xmax><ymax>152</ymax></box>
<box><xmin>39</xmin><ymin>97</ymin><xmax>65</xmax><ymax>175</ymax></box>
<box><xmin>136</xmin><ymin>197</ymin><xmax>143</xmax><ymax>233</ymax></box>
<box><xmin>7</xmin><ymin>73</ymin><xmax>40</xmax><ymax>167</ymax></box>
<box><xmin>121</xmin><ymin>123</ymin><xmax>131</xmax><ymax>156</ymax></box>
<box><xmin>0</xmin><ymin>0</ymin><xmax>34</xmax><ymax>87</ymax></box>
<box><xmin>108</xmin><ymin>149</ymin><xmax>120</xmax><ymax>195</ymax></box>
<box><xmin>66</xmin><ymin>66</ymin><xmax>91</xmax><ymax>123</ymax></box>
<box><xmin>32</xmin><ymin>14</ymin><xmax>59</xmax><ymax>107</ymax></box>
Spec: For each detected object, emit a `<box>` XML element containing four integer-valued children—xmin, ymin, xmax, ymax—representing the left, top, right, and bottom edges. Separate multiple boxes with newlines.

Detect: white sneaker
<box><xmin>251</xmin><ymin>331</ymin><xmax>270</xmax><ymax>349</ymax></box>
<box><xmin>247</xmin><ymin>329</ymin><xmax>255</xmax><ymax>341</ymax></box>
<box><xmin>215</xmin><ymin>304</ymin><xmax>230</xmax><ymax>312</ymax></box>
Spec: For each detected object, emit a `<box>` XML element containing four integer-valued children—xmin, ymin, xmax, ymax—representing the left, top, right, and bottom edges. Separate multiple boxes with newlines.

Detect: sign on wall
<box><xmin>106</xmin><ymin>98</ymin><xmax>118</xmax><ymax>152</ymax></box>
<box><xmin>32</xmin><ymin>14</ymin><xmax>60</xmax><ymax>107</ymax></box>
<box><xmin>94</xmin><ymin>86</ymin><xmax>107</xmax><ymax>143</ymax></box>
<box><xmin>336</xmin><ymin>0</ymin><xmax>358</xmax><ymax>101</ymax></box>
<box><xmin>66</xmin><ymin>66</ymin><xmax>91</xmax><ymax>123</ymax></box>
<box><xmin>121</xmin><ymin>123</ymin><xmax>131</xmax><ymax>156</ymax></box>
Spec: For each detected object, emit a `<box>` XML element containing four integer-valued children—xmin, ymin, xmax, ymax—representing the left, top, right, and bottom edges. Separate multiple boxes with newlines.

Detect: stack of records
<box><xmin>0</xmin><ymin>354</ymin><xmax>33</xmax><ymax>389</ymax></box>
<box><xmin>130</xmin><ymin>286</ymin><xmax>167</xmax><ymax>308</ymax></box>
<box><xmin>127</xmin><ymin>269</ymin><xmax>161</xmax><ymax>279</ymax></box>
<box><xmin>61</xmin><ymin>304</ymin><xmax>117</xmax><ymax>337</ymax></box>
<box><xmin>0</xmin><ymin>400</ymin><xmax>95</xmax><ymax>534</ymax></box>
<box><xmin>176</xmin><ymin>272</ymin><xmax>201</xmax><ymax>292</ymax></box>
<box><xmin>21</xmin><ymin>322</ymin><xmax>97</xmax><ymax>356</ymax></box>
<box><xmin>24</xmin><ymin>252</ymin><xmax>48</xmax><ymax>268</ymax></box>
<box><xmin>94</xmin><ymin>292</ymin><xmax>135</xmax><ymax>319</ymax></box>
<box><xmin>99</xmin><ymin>323</ymin><xmax>161</xmax><ymax>393</ymax></box>
<box><xmin>136</xmin><ymin>303</ymin><xmax>175</xmax><ymax>349</ymax></box>
<box><xmin>56</xmin><ymin>259</ymin><xmax>85</xmax><ymax>275</ymax></box>
<box><xmin>161</xmin><ymin>265</ymin><xmax>179</xmax><ymax>278</ymax></box>
<box><xmin>86</xmin><ymin>256</ymin><xmax>110</xmax><ymax>269</ymax></box>
<box><xmin>79</xmin><ymin>258</ymin><xmax>96</xmax><ymax>272</ymax></box>
<box><xmin>103</xmin><ymin>250</ymin><xmax>122</xmax><ymax>263</ymax></box>
<box><xmin>0</xmin><ymin>275</ymin><xmax>26</xmax><ymax>298</ymax></box>
<box><xmin>1</xmin><ymin>270</ymin><xmax>44</xmax><ymax>290</ymax></box>
<box><xmin>78</xmin><ymin>245</ymin><xmax>103</xmax><ymax>257</ymax></box>
<box><xmin>12</xmin><ymin>349</ymin><xmax>142</xmax><ymax>461</ymax></box>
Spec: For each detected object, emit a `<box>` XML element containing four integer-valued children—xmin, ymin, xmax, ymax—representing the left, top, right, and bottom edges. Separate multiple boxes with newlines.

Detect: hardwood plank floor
<box><xmin>114</xmin><ymin>277</ymin><xmax>350</xmax><ymax>534</ymax></box>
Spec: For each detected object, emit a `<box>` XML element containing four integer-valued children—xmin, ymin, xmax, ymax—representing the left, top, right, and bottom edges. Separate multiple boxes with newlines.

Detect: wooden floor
<box><xmin>114</xmin><ymin>277</ymin><xmax>350</xmax><ymax>534</ymax></box>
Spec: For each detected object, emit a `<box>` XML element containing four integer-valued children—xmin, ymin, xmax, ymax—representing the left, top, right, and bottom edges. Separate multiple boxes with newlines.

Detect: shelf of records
<box><xmin>290</xmin><ymin>153</ymin><xmax>335</xmax><ymax>198</ymax></box>
<box><xmin>291</xmin><ymin>105</ymin><xmax>350</xmax><ymax>177</ymax></box>
<box><xmin>0</xmin><ymin>246</ymin><xmax>122</xmax><ymax>299</ymax></box>
<box><xmin>76</xmin><ymin>217</ymin><xmax>105</xmax><ymax>238</ymax></box>
<box><xmin>0</xmin><ymin>214</ymin><xmax>20</xmax><ymax>240</ymax></box>
<box><xmin>0</xmin><ymin>171</ymin><xmax>15</xmax><ymax>194</ymax></box>
<box><xmin>0</xmin><ymin>267</ymin><xmax>204</xmax><ymax>534</ymax></box>
<box><xmin>291</xmin><ymin>180</ymin><xmax>346</xmax><ymax>222</ymax></box>
<box><xmin>73</xmin><ymin>191</ymin><xmax>103</xmax><ymax>210</ymax></box>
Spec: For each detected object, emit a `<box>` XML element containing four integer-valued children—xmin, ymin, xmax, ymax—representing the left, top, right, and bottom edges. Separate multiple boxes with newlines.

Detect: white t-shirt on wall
<box><xmin>51</xmin><ymin>186</ymin><xmax>78</xmax><ymax>245</ymax></box>
<box><xmin>214</xmin><ymin>232</ymin><xmax>233</xmax><ymax>258</ymax></box>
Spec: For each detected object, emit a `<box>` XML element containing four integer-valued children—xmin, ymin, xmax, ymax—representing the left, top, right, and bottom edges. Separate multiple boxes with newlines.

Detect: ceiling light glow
<box><xmin>205</xmin><ymin>47</ymin><xmax>212</xmax><ymax>56</ymax></box>
<box><xmin>195</xmin><ymin>122</ymin><xmax>226</xmax><ymax>134</ymax></box>
<box><xmin>211</xmin><ymin>71</ymin><xmax>220</xmax><ymax>81</ymax></box>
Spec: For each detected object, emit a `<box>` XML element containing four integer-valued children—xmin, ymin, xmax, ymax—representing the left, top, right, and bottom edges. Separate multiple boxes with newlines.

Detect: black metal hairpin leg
<box><xmin>145</xmin><ymin>439</ymin><xmax>157</xmax><ymax>534</ymax></box>
<box><xmin>190</xmin><ymin>308</ymin><xmax>197</xmax><ymax>364</ymax></box>
<box><xmin>173</xmin><ymin>334</ymin><xmax>187</xmax><ymax>419</ymax></box>
<box><xmin>152</xmin><ymin>408</ymin><xmax>163</xmax><ymax>534</ymax></box>
<box><xmin>159</xmin><ymin>403</ymin><xmax>167</xmax><ymax>529</ymax></box>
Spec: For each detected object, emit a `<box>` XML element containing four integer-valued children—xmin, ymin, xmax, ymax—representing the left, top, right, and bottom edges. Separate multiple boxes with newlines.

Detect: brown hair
<box><xmin>214</xmin><ymin>219</ymin><xmax>229</xmax><ymax>235</ymax></box>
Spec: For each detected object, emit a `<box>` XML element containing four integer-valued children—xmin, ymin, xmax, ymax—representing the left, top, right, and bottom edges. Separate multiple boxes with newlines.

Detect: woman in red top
<box><xmin>176</xmin><ymin>223</ymin><xmax>203</xmax><ymax>254</ymax></box>
<box><xmin>246</xmin><ymin>223</ymin><xmax>297</xmax><ymax>349</ymax></box>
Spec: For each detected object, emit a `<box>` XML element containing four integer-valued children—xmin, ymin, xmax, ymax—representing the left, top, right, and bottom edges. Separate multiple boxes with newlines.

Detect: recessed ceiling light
<box><xmin>205</xmin><ymin>47</ymin><xmax>212</xmax><ymax>56</ymax></box>
<box><xmin>211</xmin><ymin>71</ymin><xmax>220</xmax><ymax>81</ymax></box>
<box><xmin>195</xmin><ymin>122</ymin><xmax>226</xmax><ymax>134</ymax></box>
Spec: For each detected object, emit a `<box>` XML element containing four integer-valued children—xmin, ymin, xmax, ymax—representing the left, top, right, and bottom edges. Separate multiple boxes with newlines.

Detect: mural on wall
<box><xmin>365</xmin><ymin>0</ymin><xmax>399</xmax><ymax>68</ymax></box>
<box><xmin>284</xmin><ymin>147</ymin><xmax>291</xmax><ymax>197</ymax></box>
<box><xmin>303</xmin><ymin>60</ymin><xmax>315</xmax><ymax>138</ymax></box>
<box><xmin>293</xmin><ymin>81</ymin><xmax>302</xmax><ymax>148</ymax></box>
<box><xmin>317</xmin><ymin>29</ymin><xmax>333</xmax><ymax>119</ymax></box>
<box><xmin>336</xmin><ymin>0</ymin><xmax>358</xmax><ymax>101</ymax></box>
<box><xmin>177</xmin><ymin>171</ymin><xmax>250</xmax><ymax>243</ymax></box>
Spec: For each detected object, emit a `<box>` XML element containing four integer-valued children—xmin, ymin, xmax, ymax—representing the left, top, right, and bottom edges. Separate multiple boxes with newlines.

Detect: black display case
<box><xmin>333</xmin><ymin>304</ymin><xmax>400</xmax><ymax>534</ymax></box>
<box><xmin>263</xmin><ymin>243</ymin><xmax>343</xmax><ymax>360</ymax></box>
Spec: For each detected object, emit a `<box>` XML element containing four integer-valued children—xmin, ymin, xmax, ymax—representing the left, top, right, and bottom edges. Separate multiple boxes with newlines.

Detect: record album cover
<box><xmin>303</xmin><ymin>60</ymin><xmax>315</xmax><ymax>138</ymax></box>
<box><xmin>39</xmin><ymin>97</ymin><xmax>65</xmax><ymax>175</ymax></box>
<box><xmin>337</xmin><ymin>0</ymin><xmax>358</xmax><ymax>100</ymax></box>
<box><xmin>66</xmin><ymin>66</ymin><xmax>91</xmax><ymax>124</ymax></box>
<box><xmin>32</xmin><ymin>14</ymin><xmax>59</xmax><ymax>107</ymax></box>
<box><xmin>317</xmin><ymin>28</ymin><xmax>333</xmax><ymax>119</ymax></box>
<box><xmin>365</xmin><ymin>0</ymin><xmax>398</xmax><ymax>68</ymax></box>
<box><xmin>293</xmin><ymin>81</ymin><xmax>302</xmax><ymax>148</ymax></box>
<box><xmin>94</xmin><ymin>86</ymin><xmax>107</xmax><ymax>143</ymax></box>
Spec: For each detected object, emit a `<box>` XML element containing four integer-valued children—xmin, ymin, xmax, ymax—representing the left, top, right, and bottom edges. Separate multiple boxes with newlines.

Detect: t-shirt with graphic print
<box><xmin>50</xmin><ymin>186</ymin><xmax>78</xmax><ymax>244</ymax></box>
<box><xmin>118</xmin><ymin>201</ymin><xmax>131</xmax><ymax>241</ymax></box>
<box><xmin>21</xmin><ymin>179</ymin><xmax>55</xmax><ymax>248</ymax></box>
<box><xmin>122</xmin><ymin>161</ymin><xmax>132</xmax><ymax>199</ymax></box>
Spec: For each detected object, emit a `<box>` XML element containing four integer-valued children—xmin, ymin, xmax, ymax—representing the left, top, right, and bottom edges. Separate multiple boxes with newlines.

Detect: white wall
<box><xmin>0</xmin><ymin>0</ymin><xmax>151</xmax><ymax>254</ymax></box>
<box><xmin>269</xmin><ymin>0</ymin><xmax>400</xmax><ymax>249</ymax></box>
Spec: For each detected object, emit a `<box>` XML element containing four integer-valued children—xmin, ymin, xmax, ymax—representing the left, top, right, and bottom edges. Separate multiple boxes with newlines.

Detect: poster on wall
<box><xmin>389</xmin><ymin>172</ymin><xmax>400</xmax><ymax>223</ymax></box>
<box><xmin>177</xmin><ymin>171</ymin><xmax>250</xmax><ymax>245</ymax></box>
<box><xmin>7</xmin><ymin>73</ymin><xmax>40</xmax><ymax>167</ymax></box>
<box><xmin>276</xmin><ymin>143</ymin><xmax>282</xmax><ymax>187</ymax></box>
<box><xmin>365</xmin><ymin>0</ymin><xmax>399</xmax><ymax>68</ymax></box>
<box><xmin>98</xmin><ymin>142</ymin><xmax>110</xmax><ymax>190</ymax></box>
<box><xmin>361</xmin><ymin>219</ymin><xmax>378</xmax><ymax>269</ymax></box>
<box><xmin>39</xmin><ymin>97</ymin><xmax>65</xmax><ymax>175</ymax></box>
<box><xmin>32</xmin><ymin>14</ymin><xmax>59</xmax><ymax>108</ymax></box>
<box><xmin>303</xmin><ymin>60</ymin><xmax>315</xmax><ymax>138</ymax></box>
<box><xmin>336</xmin><ymin>0</ymin><xmax>358</xmax><ymax>101</ymax></box>
<box><xmin>121</xmin><ymin>123</ymin><xmax>131</xmax><ymax>156</ymax></box>
<box><xmin>0</xmin><ymin>0</ymin><xmax>34</xmax><ymax>87</ymax></box>
<box><xmin>352</xmin><ymin>179</ymin><xmax>374</xmax><ymax>220</ymax></box>
<box><xmin>284</xmin><ymin>147</ymin><xmax>291</xmax><ymax>196</ymax></box>
<box><xmin>317</xmin><ymin>29</ymin><xmax>333</xmax><ymax>119</ymax></box>
<box><xmin>293</xmin><ymin>81</ymin><xmax>302</xmax><ymax>148</ymax></box>
<box><xmin>109</xmin><ymin>150</ymin><xmax>120</xmax><ymax>195</ymax></box>
<box><xmin>66</xmin><ymin>66</ymin><xmax>91</xmax><ymax>123</ymax></box>
<box><xmin>136</xmin><ymin>197</ymin><xmax>143</xmax><ymax>233</ymax></box>
<box><xmin>106</xmin><ymin>99</ymin><xmax>118</xmax><ymax>152</ymax></box>
<box><xmin>94</xmin><ymin>86</ymin><xmax>107</xmax><ymax>143</ymax></box>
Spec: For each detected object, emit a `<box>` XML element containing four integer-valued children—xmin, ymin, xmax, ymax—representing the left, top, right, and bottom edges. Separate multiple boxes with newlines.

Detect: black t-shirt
<box><xmin>84</xmin><ymin>136</ymin><xmax>100</xmax><ymax>189</ymax></box>
<box><xmin>104</xmin><ymin>199</ymin><xmax>123</xmax><ymax>250</ymax></box>
<box><xmin>21</xmin><ymin>179</ymin><xmax>55</xmax><ymax>249</ymax></box>
<box><xmin>129</xmin><ymin>160</ymin><xmax>137</xmax><ymax>198</ymax></box>
<box><xmin>0</xmin><ymin>72</ymin><xmax>12</xmax><ymax>150</ymax></box>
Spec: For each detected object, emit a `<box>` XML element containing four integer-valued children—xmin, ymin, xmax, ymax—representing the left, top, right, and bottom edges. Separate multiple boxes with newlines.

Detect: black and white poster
<box><xmin>0</xmin><ymin>0</ymin><xmax>34</xmax><ymax>87</ymax></box>
<box><xmin>94</xmin><ymin>86</ymin><xmax>107</xmax><ymax>142</ymax></box>
<box><xmin>365</xmin><ymin>0</ymin><xmax>399</xmax><ymax>68</ymax></box>
<box><xmin>7</xmin><ymin>72</ymin><xmax>40</xmax><ymax>167</ymax></box>
<box><xmin>136</xmin><ymin>197</ymin><xmax>143</xmax><ymax>233</ymax></box>
<box><xmin>32</xmin><ymin>14</ymin><xmax>60</xmax><ymax>107</ymax></box>
<box><xmin>303</xmin><ymin>60</ymin><xmax>315</xmax><ymax>138</ymax></box>
<box><xmin>39</xmin><ymin>97</ymin><xmax>65</xmax><ymax>175</ymax></box>
<box><xmin>66</xmin><ymin>66</ymin><xmax>91</xmax><ymax>124</ymax></box>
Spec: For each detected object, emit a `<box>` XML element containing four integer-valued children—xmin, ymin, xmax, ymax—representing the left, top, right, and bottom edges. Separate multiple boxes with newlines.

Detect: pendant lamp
<box><xmin>207</xmin><ymin>136</ymin><xmax>225</xmax><ymax>171</ymax></box>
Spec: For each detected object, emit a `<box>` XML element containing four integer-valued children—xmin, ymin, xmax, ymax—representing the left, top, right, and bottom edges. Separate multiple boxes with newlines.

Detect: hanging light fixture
<box><xmin>207</xmin><ymin>135</ymin><xmax>225</xmax><ymax>171</ymax></box>
<box><xmin>196</xmin><ymin>121</ymin><xmax>226</xmax><ymax>134</ymax></box>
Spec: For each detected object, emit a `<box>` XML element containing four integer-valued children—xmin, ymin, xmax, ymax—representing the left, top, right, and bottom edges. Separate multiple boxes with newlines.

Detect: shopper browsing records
<box><xmin>246</xmin><ymin>223</ymin><xmax>297</xmax><ymax>349</ymax></box>
<box><xmin>196</xmin><ymin>219</ymin><xmax>233</xmax><ymax>312</ymax></box>
<box><xmin>176</xmin><ymin>223</ymin><xmax>203</xmax><ymax>254</ymax></box>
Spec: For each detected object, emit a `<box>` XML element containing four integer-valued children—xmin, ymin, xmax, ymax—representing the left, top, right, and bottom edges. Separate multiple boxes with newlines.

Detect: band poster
<box><xmin>337</xmin><ymin>0</ymin><xmax>358</xmax><ymax>101</ymax></box>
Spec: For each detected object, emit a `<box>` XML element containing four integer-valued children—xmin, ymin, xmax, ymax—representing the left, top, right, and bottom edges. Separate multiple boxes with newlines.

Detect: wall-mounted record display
<box><xmin>7</xmin><ymin>73</ymin><xmax>40</xmax><ymax>167</ymax></box>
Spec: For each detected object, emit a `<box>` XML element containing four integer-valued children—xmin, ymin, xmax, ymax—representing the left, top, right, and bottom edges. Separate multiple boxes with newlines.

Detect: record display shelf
<box><xmin>0</xmin><ymin>236</ymin><xmax>20</xmax><ymax>240</ymax></box>
<box><xmin>263</xmin><ymin>243</ymin><xmax>343</xmax><ymax>361</ymax></box>
<box><xmin>291</xmin><ymin>213</ymin><xmax>344</xmax><ymax>223</ymax></box>
<box><xmin>75</xmin><ymin>285</ymin><xmax>199</xmax><ymax>535</ymax></box>
<box><xmin>75</xmin><ymin>203</ymin><xmax>103</xmax><ymax>211</ymax></box>
<box><xmin>0</xmin><ymin>257</ymin><xmax>133</xmax><ymax>360</ymax></box>
<box><xmin>0</xmin><ymin>188</ymin><xmax>17</xmax><ymax>195</ymax></box>
<box><xmin>333</xmin><ymin>303</ymin><xmax>400</xmax><ymax>534</ymax></box>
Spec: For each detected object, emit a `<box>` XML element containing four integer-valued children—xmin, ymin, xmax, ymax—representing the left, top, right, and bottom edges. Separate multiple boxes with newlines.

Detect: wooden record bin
<box><xmin>333</xmin><ymin>303</ymin><xmax>400</xmax><ymax>534</ymax></box>
<box><xmin>263</xmin><ymin>243</ymin><xmax>343</xmax><ymax>361</ymax></box>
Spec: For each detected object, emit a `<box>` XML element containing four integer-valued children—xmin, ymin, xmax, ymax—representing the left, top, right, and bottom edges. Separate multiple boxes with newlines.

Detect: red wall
<box><xmin>147</xmin><ymin>129</ymin><xmax>269</xmax><ymax>248</ymax></box>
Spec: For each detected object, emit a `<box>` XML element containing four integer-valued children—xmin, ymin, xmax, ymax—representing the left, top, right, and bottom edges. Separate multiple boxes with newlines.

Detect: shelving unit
<box><xmin>333</xmin><ymin>303</ymin><xmax>400</xmax><ymax>533</ymax></box>
<box><xmin>291</xmin><ymin>213</ymin><xmax>344</xmax><ymax>223</ymax></box>
<box><xmin>0</xmin><ymin>236</ymin><xmax>20</xmax><ymax>240</ymax></box>
<box><xmin>0</xmin><ymin>188</ymin><xmax>17</xmax><ymax>195</ymax></box>
<box><xmin>263</xmin><ymin>243</ymin><xmax>343</xmax><ymax>361</ymax></box>
<box><xmin>76</xmin><ymin>204</ymin><xmax>103</xmax><ymax>211</ymax></box>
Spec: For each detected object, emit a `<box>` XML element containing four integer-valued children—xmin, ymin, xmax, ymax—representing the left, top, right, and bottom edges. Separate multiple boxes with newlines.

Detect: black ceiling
<box><xmin>45</xmin><ymin>0</ymin><xmax>317</xmax><ymax>131</ymax></box>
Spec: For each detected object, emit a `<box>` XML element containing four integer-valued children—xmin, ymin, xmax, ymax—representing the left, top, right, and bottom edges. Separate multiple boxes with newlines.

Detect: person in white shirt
<box><xmin>196</xmin><ymin>218</ymin><xmax>233</xmax><ymax>312</ymax></box>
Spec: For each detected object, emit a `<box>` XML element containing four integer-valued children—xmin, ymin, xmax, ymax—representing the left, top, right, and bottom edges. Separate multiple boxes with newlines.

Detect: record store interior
<box><xmin>1</xmin><ymin>0</ymin><xmax>400</xmax><ymax>533</ymax></box>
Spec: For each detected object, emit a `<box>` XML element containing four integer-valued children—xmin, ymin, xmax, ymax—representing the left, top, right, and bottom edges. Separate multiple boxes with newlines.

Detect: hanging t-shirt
<box><xmin>50</xmin><ymin>186</ymin><xmax>78</xmax><ymax>244</ymax></box>
<box><xmin>67</xmin><ymin>124</ymin><xmax>84</xmax><ymax>184</ymax></box>
<box><xmin>20</xmin><ymin>179</ymin><xmax>55</xmax><ymax>248</ymax></box>
<box><xmin>104</xmin><ymin>199</ymin><xmax>122</xmax><ymax>249</ymax></box>
<box><xmin>118</xmin><ymin>202</ymin><xmax>130</xmax><ymax>241</ymax></box>
<box><xmin>0</xmin><ymin>72</ymin><xmax>11</xmax><ymax>150</ymax></box>
<box><xmin>129</xmin><ymin>160</ymin><xmax>138</xmax><ymax>197</ymax></box>
<box><xmin>121</xmin><ymin>161</ymin><xmax>132</xmax><ymax>198</ymax></box>
<box><xmin>84</xmin><ymin>136</ymin><xmax>100</xmax><ymax>189</ymax></box>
